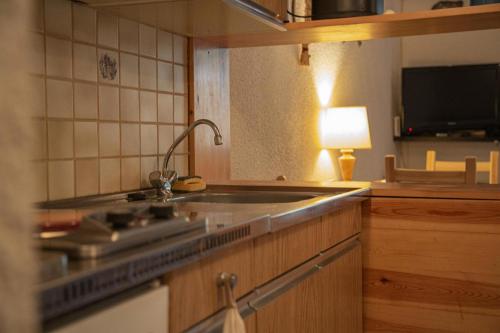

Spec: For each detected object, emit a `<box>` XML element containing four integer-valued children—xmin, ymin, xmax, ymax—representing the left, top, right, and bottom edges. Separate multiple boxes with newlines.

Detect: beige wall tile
<box><xmin>74</xmin><ymin>43</ymin><xmax>97</xmax><ymax>82</ymax></box>
<box><xmin>47</xmin><ymin>79</ymin><xmax>73</xmax><ymax>118</ymax></box>
<box><xmin>120</xmin><ymin>53</ymin><xmax>139</xmax><ymax>88</ymax></box>
<box><xmin>98</xmin><ymin>85</ymin><xmax>119</xmax><ymax>120</ymax></box>
<box><xmin>45</xmin><ymin>0</ymin><xmax>72</xmax><ymax>37</ymax></box>
<box><xmin>173</xmin><ymin>64</ymin><xmax>185</xmax><ymax>94</ymax></box>
<box><xmin>141</xmin><ymin>156</ymin><xmax>157</xmax><ymax>188</ymax></box>
<box><xmin>119</xmin><ymin>19</ymin><xmax>138</xmax><ymax>53</ymax></box>
<box><xmin>174</xmin><ymin>95</ymin><xmax>187</xmax><ymax>124</ymax></box>
<box><xmin>46</xmin><ymin>37</ymin><xmax>72</xmax><ymax>78</ymax></box>
<box><xmin>75</xmin><ymin>121</ymin><xmax>98</xmax><ymax>158</ymax></box>
<box><xmin>98</xmin><ymin>49</ymin><xmax>119</xmax><ymax>84</ymax></box>
<box><xmin>140</xmin><ymin>91</ymin><xmax>157</xmax><ymax>122</ymax></box>
<box><xmin>48</xmin><ymin>120</ymin><xmax>74</xmax><ymax>159</ymax></box>
<box><xmin>174</xmin><ymin>154</ymin><xmax>189</xmax><ymax>177</ymax></box>
<box><xmin>120</xmin><ymin>88</ymin><xmax>139</xmax><ymax>121</ymax></box>
<box><xmin>158</xmin><ymin>125</ymin><xmax>174</xmax><ymax>155</ymax></box>
<box><xmin>32</xmin><ymin>119</ymin><xmax>47</xmax><ymax>160</ymax></box>
<box><xmin>121</xmin><ymin>123</ymin><xmax>140</xmax><ymax>156</ymax></box>
<box><xmin>140</xmin><ymin>124</ymin><xmax>157</xmax><ymax>155</ymax></box>
<box><xmin>30</xmin><ymin>76</ymin><xmax>46</xmax><ymax>117</ymax></box>
<box><xmin>34</xmin><ymin>161</ymin><xmax>48</xmax><ymax>202</ymax></box>
<box><xmin>173</xmin><ymin>125</ymin><xmax>187</xmax><ymax>154</ymax></box>
<box><xmin>173</xmin><ymin>35</ymin><xmax>187</xmax><ymax>64</ymax></box>
<box><xmin>34</xmin><ymin>6</ymin><xmax>190</xmax><ymax>200</ymax></box>
<box><xmin>48</xmin><ymin>160</ymin><xmax>74</xmax><ymax>200</ymax></box>
<box><xmin>158</xmin><ymin>93</ymin><xmax>173</xmax><ymax>123</ymax></box>
<box><xmin>99</xmin><ymin>122</ymin><xmax>120</xmax><ymax>157</ymax></box>
<box><xmin>139</xmin><ymin>24</ymin><xmax>156</xmax><ymax>57</ymax></box>
<box><xmin>100</xmin><ymin>158</ymin><xmax>120</xmax><ymax>193</ymax></box>
<box><xmin>74</xmin><ymin>83</ymin><xmax>97</xmax><ymax>119</ymax></box>
<box><xmin>158</xmin><ymin>61</ymin><xmax>173</xmax><ymax>92</ymax></box>
<box><xmin>157</xmin><ymin>30</ymin><xmax>173</xmax><ymax>62</ymax></box>
<box><xmin>98</xmin><ymin>14</ymin><xmax>118</xmax><ymax>48</ymax></box>
<box><xmin>75</xmin><ymin>159</ymin><xmax>99</xmax><ymax>196</ymax></box>
<box><xmin>140</xmin><ymin>57</ymin><xmax>156</xmax><ymax>90</ymax></box>
<box><xmin>121</xmin><ymin>157</ymin><xmax>140</xmax><ymax>190</ymax></box>
<box><xmin>30</xmin><ymin>33</ymin><xmax>45</xmax><ymax>75</ymax></box>
<box><xmin>73</xmin><ymin>4</ymin><xmax>96</xmax><ymax>44</ymax></box>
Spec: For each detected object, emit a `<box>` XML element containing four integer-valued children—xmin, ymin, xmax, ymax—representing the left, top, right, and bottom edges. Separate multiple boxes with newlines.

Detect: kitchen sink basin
<box><xmin>169</xmin><ymin>191</ymin><xmax>324</xmax><ymax>204</ymax></box>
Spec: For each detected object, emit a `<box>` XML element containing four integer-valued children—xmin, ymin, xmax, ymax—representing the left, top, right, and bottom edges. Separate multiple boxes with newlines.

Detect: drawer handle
<box><xmin>217</xmin><ymin>272</ymin><xmax>246</xmax><ymax>333</ymax></box>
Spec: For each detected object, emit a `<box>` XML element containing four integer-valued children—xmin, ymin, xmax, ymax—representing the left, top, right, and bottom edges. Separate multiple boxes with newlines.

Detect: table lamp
<box><xmin>322</xmin><ymin>106</ymin><xmax>372</xmax><ymax>180</ymax></box>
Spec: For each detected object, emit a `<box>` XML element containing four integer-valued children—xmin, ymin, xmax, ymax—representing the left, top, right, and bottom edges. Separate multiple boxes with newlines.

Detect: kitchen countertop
<box><xmin>39</xmin><ymin>182</ymin><xmax>369</xmax><ymax>322</ymax></box>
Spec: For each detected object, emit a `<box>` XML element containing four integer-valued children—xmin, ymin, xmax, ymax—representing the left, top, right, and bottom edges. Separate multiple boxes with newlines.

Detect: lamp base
<box><xmin>338</xmin><ymin>149</ymin><xmax>356</xmax><ymax>181</ymax></box>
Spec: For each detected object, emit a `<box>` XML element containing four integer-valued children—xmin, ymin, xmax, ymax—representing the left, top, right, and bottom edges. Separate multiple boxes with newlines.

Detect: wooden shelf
<box><xmin>203</xmin><ymin>4</ymin><xmax>500</xmax><ymax>48</ymax></box>
<box><xmin>394</xmin><ymin>136</ymin><xmax>499</xmax><ymax>142</ymax></box>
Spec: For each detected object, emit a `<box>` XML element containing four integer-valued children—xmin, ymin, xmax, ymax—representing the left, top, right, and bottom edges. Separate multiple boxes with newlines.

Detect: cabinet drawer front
<box><xmin>322</xmin><ymin>203</ymin><xmax>362</xmax><ymax>250</ymax></box>
<box><xmin>166</xmin><ymin>241</ymin><xmax>254</xmax><ymax>333</ymax></box>
<box><xmin>254</xmin><ymin>217</ymin><xmax>323</xmax><ymax>286</ymax></box>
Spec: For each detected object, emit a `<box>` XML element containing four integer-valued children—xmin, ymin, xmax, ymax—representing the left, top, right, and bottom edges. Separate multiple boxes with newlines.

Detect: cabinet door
<box><xmin>256</xmin><ymin>242</ymin><xmax>362</xmax><ymax>333</ymax></box>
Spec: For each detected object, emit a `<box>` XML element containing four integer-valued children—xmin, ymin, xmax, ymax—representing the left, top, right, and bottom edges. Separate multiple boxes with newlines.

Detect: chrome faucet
<box><xmin>150</xmin><ymin>119</ymin><xmax>223</xmax><ymax>196</ymax></box>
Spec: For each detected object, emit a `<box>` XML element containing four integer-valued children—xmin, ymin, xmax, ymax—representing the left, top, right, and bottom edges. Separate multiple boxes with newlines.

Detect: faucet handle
<box><xmin>149</xmin><ymin>170</ymin><xmax>164</xmax><ymax>188</ymax></box>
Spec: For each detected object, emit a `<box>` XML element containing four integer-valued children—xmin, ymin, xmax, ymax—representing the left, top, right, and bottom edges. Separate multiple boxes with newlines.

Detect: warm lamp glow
<box><xmin>321</xmin><ymin>106</ymin><xmax>372</xmax><ymax>149</ymax></box>
<box><xmin>317</xmin><ymin>78</ymin><xmax>333</xmax><ymax>107</ymax></box>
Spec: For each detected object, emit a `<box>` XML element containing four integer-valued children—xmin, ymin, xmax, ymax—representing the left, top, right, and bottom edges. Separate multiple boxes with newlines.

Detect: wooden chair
<box><xmin>385</xmin><ymin>155</ymin><xmax>477</xmax><ymax>185</ymax></box>
<box><xmin>426</xmin><ymin>150</ymin><xmax>499</xmax><ymax>184</ymax></box>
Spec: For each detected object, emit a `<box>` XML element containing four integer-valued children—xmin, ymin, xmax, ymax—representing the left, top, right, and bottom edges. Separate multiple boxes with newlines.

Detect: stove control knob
<box><xmin>149</xmin><ymin>205</ymin><xmax>175</xmax><ymax>219</ymax></box>
<box><xmin>106</xmin><ymin>209</ymin><xmax>135</xmax><ymax>228</ymax></box>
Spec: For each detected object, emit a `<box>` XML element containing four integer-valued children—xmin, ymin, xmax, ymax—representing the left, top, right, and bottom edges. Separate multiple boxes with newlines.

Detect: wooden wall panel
<box><xmin>190</xmin><ymin>40</ymin><xmax>231</xmax><ymax>181</ymax></box>
<box><xmin>362</xmin><ymin>197</ymin><xmax>500</xmax><ymax>333</ymax></box>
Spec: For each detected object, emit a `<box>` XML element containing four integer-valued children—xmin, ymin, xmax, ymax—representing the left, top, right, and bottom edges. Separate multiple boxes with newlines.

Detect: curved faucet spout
<box><xmin>161</xmin><ymin>119</ymin><xmax>223</xmax><ymax>175</ymax></box>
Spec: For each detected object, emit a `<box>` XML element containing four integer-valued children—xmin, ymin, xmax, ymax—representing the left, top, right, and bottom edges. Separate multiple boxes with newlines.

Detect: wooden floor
<box><xmin>361</xmin><ymin>197</ymin><xmax>500</xmax><ymax>333</ymax></box>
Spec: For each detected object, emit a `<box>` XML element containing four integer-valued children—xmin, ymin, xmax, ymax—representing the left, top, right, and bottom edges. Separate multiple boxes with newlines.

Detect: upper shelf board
<box><xmin>82</xmin><ymin>0</ymin><xmax>285</xmax><ymax>38</ymax></box>
<box><xmin>203</xmin><ymin>4</ymin><xmax>500</xmax><ymax>47</ymax></box>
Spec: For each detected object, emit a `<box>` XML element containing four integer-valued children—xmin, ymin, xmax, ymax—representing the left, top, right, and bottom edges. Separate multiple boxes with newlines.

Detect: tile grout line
<box><xmin>42</xmin><ymin>0</ymin><xmax>49</xmax><ymax>201</ymax></box>
<box><xmin>71</xmin><ymin>3</ymin><xmax>77</xmax><ymax>199</ymax></box>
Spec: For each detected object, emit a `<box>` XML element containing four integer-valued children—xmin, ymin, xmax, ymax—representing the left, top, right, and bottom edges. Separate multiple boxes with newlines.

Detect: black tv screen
<box><xmin>402</xmin><ymin>64</ymin><xmax>499</xmax><ymax>136</ymax></box>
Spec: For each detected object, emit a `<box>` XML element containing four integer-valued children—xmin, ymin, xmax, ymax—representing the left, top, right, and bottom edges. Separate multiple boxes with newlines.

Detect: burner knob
<box><xmin>106</xmin><ymin>209</ymin><xmax>135</xmax><ymax>228</ymax></box>
<box><xmin>127</xmin><ymin>192</ymin><xmax>147</xmax><ymax>202</ymax></box>
<box><xmin>149</xmin><ymin>205</ymin><xmax>175</xmax><ymax>219</ymax></box>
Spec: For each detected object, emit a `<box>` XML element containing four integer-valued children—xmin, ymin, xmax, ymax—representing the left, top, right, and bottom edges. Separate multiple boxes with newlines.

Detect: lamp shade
<box><xmin>321</xmin><ymin>106</ymin><xmax>372</xmax><ymax>149</ymax></box>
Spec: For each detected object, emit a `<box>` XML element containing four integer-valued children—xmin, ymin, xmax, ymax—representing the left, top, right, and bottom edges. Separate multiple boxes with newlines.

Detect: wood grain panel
<box><xmin>190</xmin><ymin>40</ymin><xmax>230</xmax><ymax>181</ymax></box>
<box><xmin>365</xmin><ymin>269</ymin><xmax>500</xmax><ymax>311</ymax></box>
<box><xmin>166</xmin><ymin>241</ymin><xmax>254</xmax><ymax>333</ymax></box>
<box><xmin>362</xmin><ymin>197</ymin><xmax>500</xmax><ymax>333</ymax></box>
<box><xmin>321</xmin><ymin>203</ymin><xmax>361</xmax><ymax>250</ymax></box>
<box><xmin>364</xmin><ymin>300</ymin><xmax>500</xmax><ymax>333</ymax></box>
<box><xmin>256</xmin><ymin>243</ymin><xmax>362</xmax><ymax>333</ymax></box>
<box><xmin>254</xmin><ymin>217</ymin><xmax>322</xmax><ymax>286</ymax></box>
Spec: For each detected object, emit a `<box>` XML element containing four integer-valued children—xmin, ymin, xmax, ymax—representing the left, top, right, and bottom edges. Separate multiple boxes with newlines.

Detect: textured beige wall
<box><xmin>230</xmin><ymin>37</ymin><xmax>401</xmax><ymax>181</ymax></box>
<box><xmin>0</xmin><ymin>0</ymin><xmax>37</xmax><ymax>332</ymax></box>
<box><xmin>399</xmin><ymin>0</ymin><xmax>500</xmax><ymax>181</ymax></box>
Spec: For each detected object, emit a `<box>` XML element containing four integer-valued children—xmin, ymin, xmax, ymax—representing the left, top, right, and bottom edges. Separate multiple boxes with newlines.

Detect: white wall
<box><xmin>230</xmin><ymin>37</ymin><xmax>401</xmax><ymax>181</ymax></box>
<box><xmin>399</xmin><ymin>0</ymin><xmax>500</xmax><ymax>181</ymax></box>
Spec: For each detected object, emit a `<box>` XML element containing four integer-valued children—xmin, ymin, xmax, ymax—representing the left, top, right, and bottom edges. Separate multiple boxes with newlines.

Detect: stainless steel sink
<box><xmin>169</xmin><ymin>191</ymin><xmax>324</xmax><ymax>204</ymax></box>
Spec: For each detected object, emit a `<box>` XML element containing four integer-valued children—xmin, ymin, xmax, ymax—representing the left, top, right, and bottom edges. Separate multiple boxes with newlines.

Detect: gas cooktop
<box><xmin>40</xmin><ymin>202</ymin><xmax>207</xmax><ymax>259</ymax></box>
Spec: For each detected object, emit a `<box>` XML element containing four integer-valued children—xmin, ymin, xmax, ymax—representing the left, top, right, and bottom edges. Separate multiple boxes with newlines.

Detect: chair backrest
<box><xmin>385</xmin><ymin>155</ymin><xmax>477</xmax><ymax>185</ymax></box>
<box><xmin>426</xmin><ymin>150</ymin><xmax>499</xmax><ymax>184</ymax></box>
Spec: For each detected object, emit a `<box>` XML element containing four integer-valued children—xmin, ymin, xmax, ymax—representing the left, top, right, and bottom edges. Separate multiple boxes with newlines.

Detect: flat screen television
<box><xmin>402</xmin><ymin>64</ymin><xmax>500</xmax><ymax>137</ymax></box>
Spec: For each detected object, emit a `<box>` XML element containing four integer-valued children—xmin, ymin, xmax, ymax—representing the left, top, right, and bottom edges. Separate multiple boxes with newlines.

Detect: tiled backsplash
<box><xmin>31</xmin><ymin>0</ymin><xmax>189</xmax><ymax>201</ymax></box>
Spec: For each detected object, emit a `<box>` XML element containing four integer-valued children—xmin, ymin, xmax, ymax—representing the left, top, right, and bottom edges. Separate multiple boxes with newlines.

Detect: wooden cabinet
<box><xmin>362</xmin><ymin>197</ymin><xmax>500</xmax><ymax>333</ymax></box>
<box><xmin>166</xmin><ymin>202</ymin><xmax>363</xmax><ymax>332</ymax></box>
<box><xmin>256</xmin><ymin>242</ymin><xmax>362</xmax><ymax>333</ymax></box>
